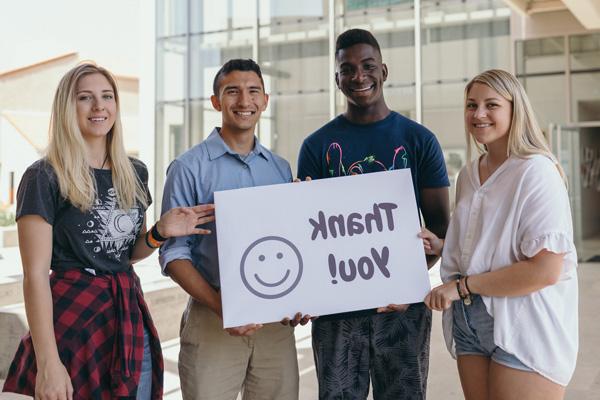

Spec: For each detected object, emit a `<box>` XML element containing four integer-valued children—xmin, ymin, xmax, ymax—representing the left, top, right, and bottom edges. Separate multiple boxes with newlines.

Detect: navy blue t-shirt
<box><xmin>297</xmin><ymin>111</ymin><xmax>449</xmax><ymax>319</ymax></box>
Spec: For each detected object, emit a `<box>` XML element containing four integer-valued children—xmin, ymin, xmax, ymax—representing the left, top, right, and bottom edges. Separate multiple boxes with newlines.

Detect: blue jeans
<box><xmin>453</xmin><ymin>294</ymin><xmax>532</xmax><ymax>372</ymax></box>
<box><xmin>136</xmin><ymin>328</ymin><xmax>152</xmax><ymax>400</ymax></box>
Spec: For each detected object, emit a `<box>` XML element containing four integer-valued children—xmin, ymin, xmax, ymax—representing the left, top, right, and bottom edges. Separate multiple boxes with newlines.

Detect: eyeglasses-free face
<box><xmin>335</xmin><ymin>43</ymin><xmax>388</xmax><ymax>111</ymax></box>
<box><xmin>76</xmin><ymin>73</ymin><xmax>117</xmax><ymax>142</ymax></box>
<box><xmin>211</xmin><ymin>70</ymin><xmax>268</xmax><ymax>135</ymax></box>
<box><xmin>465</xmin><ymin>82</ymin><xmax>513</xmax><ymax>149</ymax></box>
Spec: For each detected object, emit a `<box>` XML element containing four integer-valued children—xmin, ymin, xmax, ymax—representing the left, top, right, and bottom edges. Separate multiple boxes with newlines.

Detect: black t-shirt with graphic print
<box><xmin>16</xmin><ymin>158</ymin><xmax>151</xmax><ymax>274</ymax></box>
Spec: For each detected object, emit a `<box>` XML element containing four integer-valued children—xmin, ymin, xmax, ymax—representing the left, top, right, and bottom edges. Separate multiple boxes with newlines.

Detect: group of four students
<box><xmin>3</xmin><ymin>28</ymin><xmax>577</xmax><ymax>400</ymax></box>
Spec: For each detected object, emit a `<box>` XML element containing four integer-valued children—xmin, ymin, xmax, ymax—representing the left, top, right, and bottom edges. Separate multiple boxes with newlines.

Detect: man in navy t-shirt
<box><xmin>297</xmin><ymin>29</ymin><xmax>450</xmax><ymax>400</ymax></box>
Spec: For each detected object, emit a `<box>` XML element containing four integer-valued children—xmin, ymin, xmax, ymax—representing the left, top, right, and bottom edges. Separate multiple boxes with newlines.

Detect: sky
<box><xmin>0</xmin><ymin>0</ymin><xmax>144</xmax><ymax>77</ymax></box>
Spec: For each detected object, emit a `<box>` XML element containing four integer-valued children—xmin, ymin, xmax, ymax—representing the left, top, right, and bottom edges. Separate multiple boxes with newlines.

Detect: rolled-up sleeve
<box><xmin>159</xmin><ymin>159</ymin><xmax>198</xmax><ymax>275</ymax></box>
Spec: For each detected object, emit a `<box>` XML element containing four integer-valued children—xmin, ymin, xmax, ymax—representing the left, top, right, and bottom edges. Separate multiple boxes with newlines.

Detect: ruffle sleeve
<box><xmin>516</xmin><ymin>156</ymin><xmax>577</xmax><ymax>271</ymax></box>
<box><xmin>521</xmin><ymin>231</ymin><xmax>573</xmax><ymax>257</ymax></box>
<box><xmin>520</xmin><ymin>231</ymin><xmax>577</xmax><ymax>273</ymax></box>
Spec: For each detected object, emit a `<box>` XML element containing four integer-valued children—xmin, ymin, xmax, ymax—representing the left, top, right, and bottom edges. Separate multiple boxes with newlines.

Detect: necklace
<box><xmin>100</xmin><ymin>153</ymin><xmax>109</xmax><ymax>169</ymax></box>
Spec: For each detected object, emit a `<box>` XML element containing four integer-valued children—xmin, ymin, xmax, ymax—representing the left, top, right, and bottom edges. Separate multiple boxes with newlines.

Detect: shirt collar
<box><xmin>205</xmin><ymin>127</ymin><xmax>270</xmax><ymax>162</ymax></box>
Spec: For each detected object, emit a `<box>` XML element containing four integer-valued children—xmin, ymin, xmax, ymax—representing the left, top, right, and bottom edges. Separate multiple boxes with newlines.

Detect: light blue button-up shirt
<box><xmin>159</xmin><ymin>128</ymin><xmax>293</xmax><ymax>288</ymax></box>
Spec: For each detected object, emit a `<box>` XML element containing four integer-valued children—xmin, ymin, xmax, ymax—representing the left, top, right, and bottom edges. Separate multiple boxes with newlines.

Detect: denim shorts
<box><xmin>452</xmin><ymin>294</ymin><xmax>533</xmax><ymax>372</ymax></box>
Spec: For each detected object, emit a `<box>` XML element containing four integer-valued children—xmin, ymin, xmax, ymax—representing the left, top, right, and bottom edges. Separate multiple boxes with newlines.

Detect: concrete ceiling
<box><xmin>504</xmin><ymin>0</ymin><xmax>600</xmax><ymax>29</ymax></box>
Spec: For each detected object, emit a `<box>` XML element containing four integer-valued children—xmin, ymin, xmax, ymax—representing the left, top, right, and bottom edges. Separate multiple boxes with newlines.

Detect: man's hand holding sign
<box><xmin>215</xmin><ymin>169</ymin><xmax>431</xmax><ymax>328</ymax></box>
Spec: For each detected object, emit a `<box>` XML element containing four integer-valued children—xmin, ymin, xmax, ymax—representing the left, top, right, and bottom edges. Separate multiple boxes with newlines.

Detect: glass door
<box><xmin>550</xmin><ymin>124</ymin><xmax>582</xmax><ymax>252</ymax></box>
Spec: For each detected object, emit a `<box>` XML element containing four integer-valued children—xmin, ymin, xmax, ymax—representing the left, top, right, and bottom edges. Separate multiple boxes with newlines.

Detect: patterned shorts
<box><xmin>312</xmin><ymin>303</ymin><xmax>432</xmax><ymax>400</ymax></box>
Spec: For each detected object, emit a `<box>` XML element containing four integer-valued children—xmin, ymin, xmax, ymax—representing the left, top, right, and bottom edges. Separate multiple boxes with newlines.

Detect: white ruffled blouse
<box><xmin>440</xmin><ymin>154</ymin><xmax>578</xmax><ymax>386</ymax></box>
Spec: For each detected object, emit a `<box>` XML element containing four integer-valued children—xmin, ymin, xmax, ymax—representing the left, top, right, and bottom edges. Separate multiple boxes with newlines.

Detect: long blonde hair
<box><xmin>464</xmin><ymin>69</ymin><xmax>566</xmax><ymax>183</ymax></box>
<box><xmin>46</xmin><ymin>62</ymin><xmax>148</xmax><ymax>211</ymax></box>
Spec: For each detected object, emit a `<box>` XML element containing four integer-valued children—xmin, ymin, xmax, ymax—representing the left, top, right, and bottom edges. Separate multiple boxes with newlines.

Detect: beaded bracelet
<box><xmin>456</xmin><ymin>277</ymin><xmax>472</xmax><ymax>306</ymax></box>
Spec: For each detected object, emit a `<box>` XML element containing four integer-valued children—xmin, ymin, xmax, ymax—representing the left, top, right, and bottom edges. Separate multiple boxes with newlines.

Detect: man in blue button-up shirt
<box><xmin>159</xmin><ymin>59</ymin><xmax>299</xmax><ymax>400</ymax></box>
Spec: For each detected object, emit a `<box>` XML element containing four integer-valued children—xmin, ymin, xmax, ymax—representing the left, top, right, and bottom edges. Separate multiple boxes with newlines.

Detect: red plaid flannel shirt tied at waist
<box><xmin>3</xmin><ymin>268</ymin><xmax>164</xmax><ymax>399</ymax></box>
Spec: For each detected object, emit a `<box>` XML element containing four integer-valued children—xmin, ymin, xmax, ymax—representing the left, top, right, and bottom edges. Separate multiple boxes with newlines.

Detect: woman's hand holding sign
<box><xmin>418</xmin><ymin>227</ymin><xmax>444</xmax><ymax>256</ymax></box>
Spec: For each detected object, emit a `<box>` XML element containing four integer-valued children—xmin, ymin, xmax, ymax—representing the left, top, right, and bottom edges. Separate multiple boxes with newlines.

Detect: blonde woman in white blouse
<box><xmin>420</xmin><ymin>69</ymin><xmax>577</xmax><ymax>400</ymax></box>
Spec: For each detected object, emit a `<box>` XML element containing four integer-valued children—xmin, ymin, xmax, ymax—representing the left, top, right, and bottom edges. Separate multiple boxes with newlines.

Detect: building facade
<box><xmin>155</xmin><ymin>0</ymin><xmax>600</xmax><ymax>259</ymax></box>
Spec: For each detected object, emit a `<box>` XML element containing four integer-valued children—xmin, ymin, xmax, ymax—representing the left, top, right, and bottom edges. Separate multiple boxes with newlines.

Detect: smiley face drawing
<box><xmin>240</xmin><ymin>236</ymin><xmax>303</xmax><ymax>299</ymax></box>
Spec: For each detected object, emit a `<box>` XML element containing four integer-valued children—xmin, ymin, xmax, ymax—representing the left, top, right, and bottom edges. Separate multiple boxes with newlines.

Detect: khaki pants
<box><xmin>178</xmin><ymin>299</ymin><xmax>299</xmax><ymax>400</ymax></box>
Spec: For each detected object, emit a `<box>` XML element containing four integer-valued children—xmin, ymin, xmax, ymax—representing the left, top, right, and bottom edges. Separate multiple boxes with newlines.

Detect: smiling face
<box><xmin>211</xmin><ymin>70</ymin><xmax>268</xmax><ymax>136</ymax></box>
<box><xmin>465</xmin><ymin>82</ymin><xmax>512</xmax><ymax>150</ymax></box>
<box><xmin>336</xmin><ymin>43</ymin><xmax>388</xmax><ymax>111</ymax></box>
<box><xmin>75</xmin><ymin>73</ymin><xmax>117</xmax><ymax>142</ymax></box>
<box><xmin>240</xmin><ymin>236</ymin><xmax>303</xmax><ymax>299</ymax></box>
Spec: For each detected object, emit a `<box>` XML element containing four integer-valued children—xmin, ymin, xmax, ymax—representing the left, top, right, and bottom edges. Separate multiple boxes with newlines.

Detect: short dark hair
<box><xmin>335</xmin><ymin>29</ymin><xmax>381</xmax><ymax>57</ymax></box>
<box><xmin>212</xmin><ymin>59</ymin><xmax>265</xmax><ymax>96</ymax></box>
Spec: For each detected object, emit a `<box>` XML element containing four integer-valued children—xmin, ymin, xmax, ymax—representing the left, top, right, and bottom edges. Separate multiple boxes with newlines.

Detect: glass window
<box><xmin>570</xmin><ymin>33</ymin><xmax>600</xmax><ymax>72</ymax></box>
<box><xmin>157</xmin><ymin>37</ymin><xmax>186</xmax><ymax>102</ymax></box>
<box><xmin>422</xmin><ymin>79</ymin><xmax>466</xmax><ymax>207</ymax></box>
<box><xmin>520</xmin><ymin>75</ymin><xmax>567</xmax><ymax>130</ymax></box>
<box><xmin>379</xmin><ymin>31</ymin><xmax>416</xmax><ymax>88</ymax></box>
<box><xmin>336</xmin><ymin>0</ymin><xmax>414</xmax><ymax>61</ymax></box>
<box><xmin>156</xmin><ymin>102</ymin><xmax>185</xmax><ymax>167</ymax></box>
<box><xmin>385</xmin><ymin>84</ymin><xmax>417</xmax><ymax>119</ymax></box>
<box><xmin>190</xmin><ymin>99</ymin><xmax>220</xmax><ymax>144</ymax></box>
<box><xmin>259</xmin><ymin>0</ymin><xmax>329</xmax><ymax>95</ymax></box>
<box><xmin>157</xmin><ymin>0</ymin><xmax>187</xmax><ymax>37</ymax></box>
<box><xmin>258</xmin><ymin>0</ymin><xmax>330</xmax><ymax>167</ymax></box>
<box><xmin>515</xmin><ymin>37</ymin><xmax>565</xmax><ymax>75</ymax></box>
<box><xmin>422</xmin><ymin>0</ymin><xmax>510</xmax><ymax>83</ymax></box>
<box><xmin>260</xmin><ymin>44</ymin><xmax>329</xmax><ymax>95</ymax></box>
<box><xmin>190</xmin><ymin>32</ymin><xmax>253</xmax><ymax>99</ymax></box>
<box><xmin>259</xmin><ymin>0</ymin><xmax>327</xmax><ymax>30</ymax></box>
<box><xmin>421</xmin><ymin>0</ymin><xmax>509</xmax><ymax>159</ymax></box>
<box><xmin>422</xmin><ymin>82</ymin><xmax>465</xmax><ymax>148</ymax></box>
<box><xmin>191</xmin><ymin>0</ymin><xmax>256</xmax><ymax>33</ymax></box>
<box><xmin>267</xmin><ymin>92</ymin><xmax>330</xmax><ymax>172</ymax></box>
<box><xmin>344</xmin><ymin>0</ymin><xmax>413</xmax><ymax>12</ymax></box>
<box><xmin>571</xmin><ymin>72</ymin><xmax>600</xmax><ymax>122</ymax></box>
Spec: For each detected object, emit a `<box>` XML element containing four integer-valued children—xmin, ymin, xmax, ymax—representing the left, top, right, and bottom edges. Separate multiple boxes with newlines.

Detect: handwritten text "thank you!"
<box><xmin>308</xmin><ymin>203</ymin><xmax>398</xmax><ymax>284</ymax></box>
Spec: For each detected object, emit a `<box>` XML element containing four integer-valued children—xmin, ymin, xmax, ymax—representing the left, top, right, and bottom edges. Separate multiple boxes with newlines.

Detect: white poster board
<box><xmin>215</xmin><ymin>169</ymin><xmax>430</xmax><ymax>328</ymax></box>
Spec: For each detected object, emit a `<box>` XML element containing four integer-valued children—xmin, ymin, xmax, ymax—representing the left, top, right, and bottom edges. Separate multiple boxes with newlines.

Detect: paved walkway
<box><xmin>1</xmin><ymin>242</ymin><xmax>598</xmax><ymax>399</ymax></box>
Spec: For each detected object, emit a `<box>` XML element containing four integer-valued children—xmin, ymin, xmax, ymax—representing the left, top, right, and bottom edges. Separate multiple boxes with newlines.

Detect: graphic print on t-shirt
<box><xmin>326</xmin><ymin>142</ymin><xmax>408</xmax><ymax>177</ymax></box>
<box><xmin>82</xmin><ymin>187</ymin><xmax>141</xmax><ymax>261</ymax></box>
